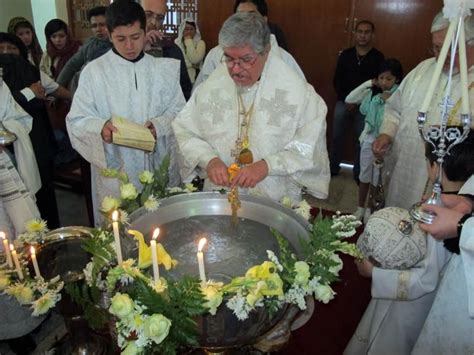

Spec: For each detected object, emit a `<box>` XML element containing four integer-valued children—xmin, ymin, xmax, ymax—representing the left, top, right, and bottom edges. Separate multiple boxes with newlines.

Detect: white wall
<box><xmin>30</xmin><ymin>0</ymin><xmax>58</xmax><ymax>48</ymax></box>
<box><xmin>0</xmin><ymin>0</ymin><xmax>34</xmax><ymax>33</ymax></box>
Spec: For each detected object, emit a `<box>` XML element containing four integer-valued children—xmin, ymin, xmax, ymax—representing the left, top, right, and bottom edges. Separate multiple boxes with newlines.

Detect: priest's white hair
<box><xmin>218</xmin><ymin>12</ymin><xmax>270</xmax><ymax>55</ymax></box>
<box><xmin>431</xmin><ymin>11</ymin><xmax>474</xmax><ymax>42</ymax></box>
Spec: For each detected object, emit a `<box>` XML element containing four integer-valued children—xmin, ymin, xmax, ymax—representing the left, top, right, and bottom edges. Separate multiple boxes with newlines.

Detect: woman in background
<box><xmin>175</xmin><ymin>19</ymin><xmax>205</xmax><ymax>84</ymax></box>
<box><xmin>40</xmin><ymin>19</ymin><xmax>80</xmax><ymax>80</ymax></box>
<box><xmin>7</xmin><ymin>17</ymin><xmax>43</xmax><ymax>67</ymax></box>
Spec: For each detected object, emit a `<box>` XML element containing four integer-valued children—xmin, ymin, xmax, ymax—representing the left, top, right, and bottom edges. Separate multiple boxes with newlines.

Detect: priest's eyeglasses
<box><xmin>145</xmin><ymin>11</ymin><xmax>165</xmax><ymax>24</ymax></box>
<box><xmin>221</xmin><ymin>54</ymin><xmax>258</xmax><ymax>70</ymax></box>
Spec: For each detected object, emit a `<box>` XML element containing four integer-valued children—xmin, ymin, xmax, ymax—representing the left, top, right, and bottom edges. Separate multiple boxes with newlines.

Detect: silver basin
<box><xmin>128</xmin><ymin>192</ymin><xmax>311</xmax><ymax>349</ymax></box>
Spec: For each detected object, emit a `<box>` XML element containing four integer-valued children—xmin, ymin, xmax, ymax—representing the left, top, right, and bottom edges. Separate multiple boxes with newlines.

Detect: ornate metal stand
<box><xmin>410</xmin><ymin>15</ymin><xmax>472</xmax><ymax>224</ymax></box>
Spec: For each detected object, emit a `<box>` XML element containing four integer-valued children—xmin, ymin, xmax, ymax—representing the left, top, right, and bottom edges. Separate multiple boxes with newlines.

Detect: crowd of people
<box><xmin>0</xmin><ymin>0</ymin><xmax>473</xmax><ymax>353</ymax></box>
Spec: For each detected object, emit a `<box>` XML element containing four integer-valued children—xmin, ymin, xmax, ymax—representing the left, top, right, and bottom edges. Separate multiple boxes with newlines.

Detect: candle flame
<box><xmin>0</xmin><ymin>231</ymin><xmax>5</xmax><ymax>239</ymax></box>
<box><xmin>112</xmin><ymin>210</ymin><xmax>119</xmax><ymax>222</ymax></box>
<box><xmin>152</xmin><ymin>228</ymin><xmax>160</xmax><ymax>240</ymax></box>
<box><xmin>9</xmin><ymin>244</ymin><xmax>14</xmax><ymax>251</ymax></box>
<box><xmin>198</xmin><ymin>237</ymin><xmax>207</xmax><ymax>252</ymax></box>
<box><xmin>30</xmin><ymin>246</ymin><xmax>36</xmax><ymax>255</ymax></box>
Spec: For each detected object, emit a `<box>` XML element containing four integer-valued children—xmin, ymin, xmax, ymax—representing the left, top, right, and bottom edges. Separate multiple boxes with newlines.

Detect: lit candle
<box><xmin>420</xmin><ymin>18</ymin><xmax>458</xmax><ymax>113</ymax></box>
<box><xmin>197</xmin><ymin>237</ymin><xmax>207</xmax><ymax>285</ymax></box>
<box><xmin>10</xmin><ymin>244</ymin><xmax>24</xmax><ymax>280</ymax></box>
<box><xmin>30</xmin><ymin>246</ymin><xmax>41</xmax><ymax>279</ymax></box>
<box><xmin>112</xmin><ymin>210</ymin><xmax>123</xmax><ymax>264</ymax></box>
<box><xmin>1</xmin><ymin>232</ymin><xmax>13</xmax><ymax>268</ymax></box>
<box><xmin>458</xmin><ymin>20</ymin><xmax>470</xmax><ymax>115</ymax></box>
<box><xmin>150</xmin><ymin>228</ymin><xmax>160</xmax><ymax>282</ymax></box>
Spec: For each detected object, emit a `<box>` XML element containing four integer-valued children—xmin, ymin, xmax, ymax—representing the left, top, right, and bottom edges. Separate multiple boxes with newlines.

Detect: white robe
<box><xmin>412</xmin><ymin>176</ymin><xmax>474</xmax><ymax>354</ymax></box>
<box><xmin>172</xmin><ymin>50</ymin><xmax>330</xmax><ymax>202</ymax></box>
<box><xmin>67</xmin><ymin>50</ymin><xmax>185</xmax><ymax>224</ymax></box>
<box><xmin>380</xmin><ymin>58</ymin><xmax>474</xmax><ymax>210</ymax></box>
<box><xmin>192</xmin><ymin>34</ymin><xmax>305</xmax><ymax>91</ymax></box>
<box><xmin>0</xmin><ymin>83</ymin><xmax>40</xmax><ymax>239</ymax></box>
<box><xmin>344</xmin><ymin>230</ymin><xmax>451</xmax><ymax>355</ymax></box>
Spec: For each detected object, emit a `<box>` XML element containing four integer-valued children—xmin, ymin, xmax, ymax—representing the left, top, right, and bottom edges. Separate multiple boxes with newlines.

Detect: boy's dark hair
<box><xmin>88</xmin><ymin>6</ymin><xmax>107</xmax><ymax>21</ymax></box>
<box><xmin>105</xmin><ymin>0</ymin><xmax>146</xmax><ymax>33</ymax></box>
<box><xmin>378</xmin><ymin>58</ymin><xmax>404</xmax><ymax>83</ymax></box>
<box><xmin>45</xmin><ymin>19</ymin><xmax>68</xmax><ymax>39</ymax></box>
<box><xmin>233</xmin><ymin>0</ymin><xmax>268</xmax><ymax>16</ymax></box>
<box><xmin>356</xmin><ymin>20</ymin><xmax>375</xmax><ymax>32</ymax></box>
<box><xmin>0</xmin><ymin>32</ymin><xmax>28</xmax><ymax>61</ymax></box>
<box><xmin>425</xmin><ymin>129</ymin><xmax>474</xmax><ymax>182</ymax></box>
<box><xmin>186</xmin><ymin>21</ymin><xmax>197</xmax><ymax>29</ymax></box>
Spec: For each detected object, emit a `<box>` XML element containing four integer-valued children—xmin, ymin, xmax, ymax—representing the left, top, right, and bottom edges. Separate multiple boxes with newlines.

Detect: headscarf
<box><xmin>175</xmin><ymin>18</ymin><xmax>202</xmax><ymax>49</ymax></box>
<box><xmin>7</xmin><ymin>17</ymin><xmax>43</xmax><ymax>67</ymax></box>
<box><xmin>44</xmin><ymin>19</ymin><xmax>81</xmax><ymax>79</ymax></box>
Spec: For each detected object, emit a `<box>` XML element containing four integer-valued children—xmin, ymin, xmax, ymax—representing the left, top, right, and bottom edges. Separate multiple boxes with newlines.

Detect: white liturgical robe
<box><xmin>67</xmin><ymin>50</ymin><xmax>185</xmax><ymax>224</ymax></box>
<box><xmin>412</xmin><ymin>176</ymin><xmax>474</xmax><ymax>354</ymax></box>
<box><xmin>172</xmin><ymin>50</ymin><xmax>330</xmax><ymax>203</ymax></box>
<box><xmin>380</xmin><ymin>58</ymin><xmax>474</xmax><ymax>210</ymax></box>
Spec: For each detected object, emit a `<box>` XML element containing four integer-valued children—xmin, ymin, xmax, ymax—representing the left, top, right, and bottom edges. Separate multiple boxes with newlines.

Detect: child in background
<box><xmin>346</xmin><ymin>59</ymin><xmax>403</xmax><ymax>221</ymax></box>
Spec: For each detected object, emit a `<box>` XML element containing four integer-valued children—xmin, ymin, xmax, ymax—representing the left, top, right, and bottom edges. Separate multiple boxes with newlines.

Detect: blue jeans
<box><xmin>329</xmin><ymin>100</ymin><xmax>365</xmax><ymax>180</ymax></box>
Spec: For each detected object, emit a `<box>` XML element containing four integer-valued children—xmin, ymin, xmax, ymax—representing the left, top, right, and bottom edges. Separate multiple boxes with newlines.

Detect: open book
<box><xmin>111</xmin><ymin>115</ymin><xmax>156</xmax><ymax>152</ymax></box>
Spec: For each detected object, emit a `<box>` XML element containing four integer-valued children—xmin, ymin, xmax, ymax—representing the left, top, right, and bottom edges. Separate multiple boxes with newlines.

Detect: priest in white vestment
<box><xmin>192</xmin><ymin>1</ymin><xmax>305</xmax><ymax>90</ymax></box>
<box><xmin>172</xmin><ymin>13</ymin><xmax>330</xmax><ymax>203</ymax></box>
<box><xmin>372</xmin><ymin>13</ymin><xmax>474</xmax><ymax>210</ymax></box>
<box><xmin>0</xmin><ymin>81</ymin><xmax>41</xmax><ymax>239</ymax></box>
<box><xmin>67</xmin><ymin>0</ymin><xmax>185</xmax><ymax>224</ymax></box>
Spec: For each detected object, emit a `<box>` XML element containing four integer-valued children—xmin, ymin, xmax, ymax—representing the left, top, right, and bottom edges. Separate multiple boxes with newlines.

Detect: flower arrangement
<box><xmin>100</xmin><ymin>155</ymin><xmax>197</xmax><ymax>217</ymax></box>
<box><xmin>1</xmin><ymin>219</ymin><xmax>64</xmax><ymax>317</ymax></box>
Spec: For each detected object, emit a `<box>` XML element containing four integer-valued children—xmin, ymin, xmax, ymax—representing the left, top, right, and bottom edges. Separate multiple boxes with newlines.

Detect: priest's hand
<box><xmin>145</xmin><ymin>121</ymin><xmax>156</xmax><ymax>139</ymax></box>
<box><xmin>419</xmin><ymin>195</ymin><xmax>472</xmax><ymax>240</ymax></box>
<box><xmin>207</xmin><ymin>157</ymin><xmax>229</xmax><ymax>187</ymax></box>
<box><xmin>372</xmin><ymin>134</ymin><xmax>392</xmax><ymax>159</ymax></box>
<box><xmin>355</xmin><ymin>258</ymin><xmax>373</xmax><ymax>278</ymax></box>
<box><xmin>231</xmin><ymin>159</ymin><xmax>268</xmax><ymax>189</ymax></box>
<box><xmin>101</xmin><ymin>120</ymin><xmax>118</xmax><ymax>144</ymax></box>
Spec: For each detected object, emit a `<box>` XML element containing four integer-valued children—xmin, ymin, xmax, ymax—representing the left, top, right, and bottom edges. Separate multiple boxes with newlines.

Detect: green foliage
<box><xmin>271</xmin><ymin>228</ymin><xmax>297</xmax><ymax>287</ymax></box>
<box><xmin>64</xmin><ymin>282</ymin><xmax>109</xmax><ymax>330</ymax></box>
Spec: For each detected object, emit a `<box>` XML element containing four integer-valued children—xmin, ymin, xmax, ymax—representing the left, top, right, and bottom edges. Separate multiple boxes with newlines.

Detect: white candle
<box><xmin>1</xmin><ymin>232</ymin><xmax>13</xmax><ymax>268</ymax></box>
<box><xmin>197</xmin><ymin>237</ymin><xmax>207</xmax><ymax>285</ymax></box>
<box><xmin>458</xmin><ymin>20</ymin><xmax>470</xmax><ymax>115</ymax></box>
<box><xmin>112</xmin><ymin>210</ymin><xmax>123</xmax><ymax>264</ymax></box>
<box><xmin>30</xmin><ymin>246</ymin><xmax>41</xmax><ymax>278</ymax></box>
<box><xmin>150</xmin><ymin>228</ymin><xmax>160</xmax><ymax>282</ymax></box>
<box><xmin>420</xmin><ymin>18</ymin><xmax>458</xmax><ymax>113</ymax></box>
<box><xmin>10</xmin><ymin>244</ymin><xmax>24</xmax><ymax>280</ymax></box>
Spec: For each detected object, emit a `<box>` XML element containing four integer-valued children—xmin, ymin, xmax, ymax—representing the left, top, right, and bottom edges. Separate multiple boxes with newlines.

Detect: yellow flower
<box><xmin>245</xmin><ymin>261</ymin><xmax>276</xmax><ymax>279</ymax></box>
<box><xmin>101</xmin><ymin>196</ymin><xmax>121</xmax><ymax>212</ymax></box>
<box><xmin>120</xmin><ymin>183</ymin><xmax>138</xmax><ymax>200</ymax></box>
<box><xmin>184</xmin><ymin>183</ymin><xmax>197</xmax><ymax>192</ymax></box>
<box><xmin>129</xmin><ymin>230</ymin><xmax>177</xmax><ymax>270</ymax></box>
<box><xmin>150</xmin><ymin>277</ymin><xmax>168</xmax><ymax>293</ymax></box>
<box><xmin>25</xmin><ymin>219</ymin><xmax>48</xmax><ymax>233</ymax></box>
<box><xmin>109</xmin><ymin>293</ymin><xmax>135</xmax><ymax>319</ymax></box>
<box><xmin>32</xmin><ymin>292</ymin><xmax>56</xmax><ymax>316</ymax></box>
<box><xmin>280</xmin><ymin>196</ymin><xmax>293</xmax><ymax>208</ymax></box>
<box><xmin>6</xmin><ymin>284</ymin><xmax>34</xmax><ymax>305</ymax></box>
<box><xmin>143</xmin><ymin>314</ymin><xmax>171</xmax><ymax>345</ymax></box>
<box><xmin>0</xmin><ymin>276</ymin><xmax>10</xmax><ymax>291</ymax></box>
<box><xmin>202</xmin><ymin>281</ymin><xmax>224</xmax><ymax>315</ymax></box>
<box><xmin>156</xmin><ymin>243</ymin><xmax>178</xmax><ymax>270</ymax></box>
<box><xmin>139</xmin><ymin>170</ymin><xmax>154</xmax><ymax>184</ymax></box>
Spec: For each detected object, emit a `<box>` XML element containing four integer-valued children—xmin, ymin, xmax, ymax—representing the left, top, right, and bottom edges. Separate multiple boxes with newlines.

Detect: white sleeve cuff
<box><xmin>20</xmin><ymin>88</ymin><xmax>35</xmax><ymax>102</ymax></box>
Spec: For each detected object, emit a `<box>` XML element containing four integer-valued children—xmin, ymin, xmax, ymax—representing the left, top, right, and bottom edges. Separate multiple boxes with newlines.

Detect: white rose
<box><xmin>139</xmin><ymin>171</ymin><xmax>154</xmax><ymax>185</ymax></box>
<box><xmin>120</xmin><ymin>184</ymin><xmax>138</xmax><ymax>200</ymax></box>
<box><xmin>109</xmin><ymin>293</ymin><xmax>134</xmax><ymax>319</ymax></box>
<box><xmin>314</xmin><ymin>283</ymin><xmax>335</xmax><ymax>304</ymax></box>
<box><xmin>101</xmin><ymin>196</ymin><xmax>121</xmax><ymax>212</ymax></box>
